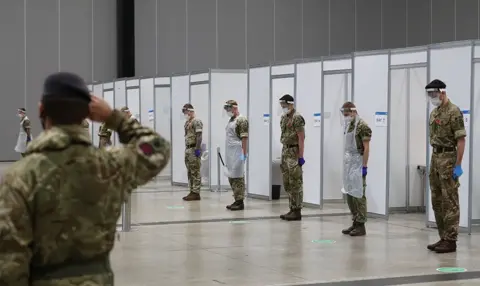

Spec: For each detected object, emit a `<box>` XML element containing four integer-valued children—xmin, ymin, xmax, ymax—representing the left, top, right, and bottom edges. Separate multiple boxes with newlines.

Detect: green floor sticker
<box><xmin>436</xmin><ymin>267</ymin><xmax>467</xmax><ymax>273</ymax></box>
<box><xmin>166</xmin><ymin>206</ymin><xmax>185</xmax><ymax>209</ymax></box>
<box><xmin>312</xmin><ymin>239</ymin><xmax>336</xmax><ymax>244</ymax></box>
<box><xmin>229</xmin><ymin>220</ymin><xmax>248</xmax><ymax>224</ymax></box>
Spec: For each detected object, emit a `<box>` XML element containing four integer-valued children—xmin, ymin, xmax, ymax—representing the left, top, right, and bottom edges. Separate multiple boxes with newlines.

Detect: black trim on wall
<box><xmin>117</xmin><ymin>0</ymin><xmax>135</xmax><ymax>78</ymax></box>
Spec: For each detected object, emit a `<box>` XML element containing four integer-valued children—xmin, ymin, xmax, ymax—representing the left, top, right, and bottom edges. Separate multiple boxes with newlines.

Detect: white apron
<box><xmin>341</xmin><ymin>117</ymin><xmax>364</xmax><ymax>198</ymax></box>
<box><xmin>14</xmin><ymin>118</ymin><xmax>29</xmax><ymax>153</ymax></box>
<box><xmin>225</xmin><ymin>116</ymin><xmax>245</xmax><ymax>178</ymax></box>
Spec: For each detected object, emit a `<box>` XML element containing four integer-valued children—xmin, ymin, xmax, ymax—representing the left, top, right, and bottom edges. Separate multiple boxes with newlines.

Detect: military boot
<box><xmin>280</xmin><ymin>209</ymin><xmax>292</xmax><ymax>220</ymax></box>
<box><xmin>427</xmin><ymin>239</ymin><xmax>443</xmax><ymax>251</ymax></box>
<box><xmin>182</xmin><ymin>192</ymin><xmax>201</xmax><ymax>201</ymax></box>
<box><xmin>226</xmin><ymin>202</ymin><xmax>234</xmax><ymax>210</ymax></box>
<box><xmin>230</xmin><ymin>200</ymin><xmax>244</xmax><ymax>211</ymax></box>
<box><xmin>349</xmin><ymin>223</ymin><xmax>366</xmax><ymax>236</ymax></box>
<box><xmin>285</xmin><ymin>209</ymin><xmax>302</xmax><ymax>221</ymax></box>
<box><xmin>342</xmin><ymin>223</ymin><xmax>356</xmax><ymax>235</ymax></box>
<box><xmin>435</xmin><ymin>240</ymin><xmax>457</xmax><ymax>253</ymax></box>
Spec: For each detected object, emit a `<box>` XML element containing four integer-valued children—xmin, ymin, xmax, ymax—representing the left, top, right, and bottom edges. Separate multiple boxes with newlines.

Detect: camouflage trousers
<box><xmin>346</xmin><ymin>176</ymin><xmax>367</xmax><ymax>223</ymax></box>
<box><xmin>228</xmin><ymin>177</ymin><xmax>245</xmax><ymax>200</ymax></box>
<box><xmin>429</xmin><ymin>152</ymin><xmax>460</xmax><ymax>241</ymax></box>
<box><xmin>185</xmin><ymin>147</ymin><xmax>201</xmax><ymax>194</ymax></box>
<box><xmin>280</xmin><ymin>146</ymin><xmax>303</xmax><ymax>210</ymax></box>
<box><xmin>98</xmin><ymin>137</ymin><xmax>111</xmax><ymax>148</ymax></box>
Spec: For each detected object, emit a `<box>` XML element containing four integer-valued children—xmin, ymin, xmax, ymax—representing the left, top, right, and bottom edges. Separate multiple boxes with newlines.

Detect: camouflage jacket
<box><xmin>346</xmin><ymin>117</ymin><xmax>372</xmax><ymax>154</ymax></box>
<box><xmin>22</xmin><ymin>116</ymin><xmax>31</xmax><ymax>134</ymax></box>
<box><xmin>82</xmin><ymin>119</ymin><xmax>90</xmax><ymax>130</ymax></box>
<box><xmin>429</xmin><ymin>100</ymin><xmax>466</xmax><ymax>148</ymax></box>
<box><xmin>232</xmin><ymin>115</ymin><xmax>249</xmax><ymax>139</ymax></box>
<box><xmin>280</xmin><ymin>110</ymin><xmax>305</xmax><ymax>145</ymax></box>
<box><xmin>97</xmin><ymin>122</ymin><xmax>112</xmax><ymax>139</ymax></box>
<box><xmin>184</xmin><ymin>117</ymin><xmax>203</xmax><ymax>147</ymax></box>
<box><xmin>0</xmin><ymin>110</ymin><xmax>170</xmax><ymax>285</ymax></box>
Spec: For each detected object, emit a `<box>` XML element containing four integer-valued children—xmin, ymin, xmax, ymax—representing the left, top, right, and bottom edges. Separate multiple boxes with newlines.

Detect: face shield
<box><xmin>17</xmin><ymin>109</ymin><xmax>25</xmax><ymax>118</ymax></box>
<box><xmin>278</xmin><ymin>99</ymin><xmax>294</xmax><ymax>115</ymax></box>
<box><xmin>339</xmin><ymin>107</ymin><xmax>356</xmax><ymax>127</ymax></box>
<box><xmin>182</xmin><ymin>107</ymin><xmax>194</xmax><ymax>120</ymax></box>
<box><xmin>426</xmin><ymin>88</ymin><xmax>444</xmax><ymax>107</ymax></box>
<box><xmin>223</xmin><ymin>104</ymin><xmax>236</xmax><ymax>118</ymax></box>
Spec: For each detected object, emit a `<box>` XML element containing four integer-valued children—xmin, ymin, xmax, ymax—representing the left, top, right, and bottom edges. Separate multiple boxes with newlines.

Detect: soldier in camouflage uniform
<box><xmin>98</xmin><ymin>122</ymin><xmax>112</xmax><ymax>148</ymax></box>
<box><xmin>15</xmin><ymin>108</ymin><xmax>32</xmax><ymax>157</ymax></box>
<box><xmin>278</xmin><ymin>94</ymin><xmax>305</xmax><ymax>221</ymax></box>
<box><xmin>182</xmin><ymin>103</ymin><xmax>203</xmax><ymax>201</ymax></box>
<box><xmin>340</xmin><ymin>102</ymin><xmax>372</xmax><ymax>237</ymax></box>
<box><xmin>121</xmin><ymin>106</ymin><xmax>139</xmax><ymax>123</ymax></box>
<box><xmin>0</xmin><ymin>72</ymin><xmax>170</xmax><ymax>285</ymax></box>
<box><xmin>426</xmin><ymin>79</ymin><xmax>466</xmax><ymax>254</ymax></box>
<box><xmin>223</xmin><ymin>100</ymin><xmax>249</xmax><ymax>211</ymax></box>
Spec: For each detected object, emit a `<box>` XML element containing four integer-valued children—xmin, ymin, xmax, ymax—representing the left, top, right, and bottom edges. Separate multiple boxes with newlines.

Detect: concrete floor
<box><xmin>1</xmin><ymin>163</ymin><xmax>480</xmax><ymax>285</ymax></box>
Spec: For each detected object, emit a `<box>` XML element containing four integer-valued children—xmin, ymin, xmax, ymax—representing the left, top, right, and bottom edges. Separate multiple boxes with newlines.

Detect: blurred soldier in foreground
<box><xmin>426</xmin><ymin>79</ymin><xmax>465</xmax><ymax>253</ymax></box>
<box><xmin>14</xmin><ymin>108</ymin><xmax>32</xmax><ymax>157</ymax></box>
<box><xmin>278</xmin><ymin>94</ymin><xmax>305</xmax><ymax>221</ymax></box>
<box><xmin>121</xmin><ymin>106</ymin><xmax>139</xmax><ymax>123</ymax></box>
<box><xmin>182</xmin><ymin>103</ymin><xmax>203</xmax><ymax>201</ymax></box>
<box><xmin>0</xmin><ymin>71</ymin><xmax>170</xmax><ymax>285</ymax></box>
<box><xmin>223</xmin><ymin>100</ymin><xmax>248</xmax><ymax>211</ymax></box>
<box><xmin>82</xmin><ymin>118</ymin><xmax>90</xmax><ymax>131</ymax></box>
<box><xmin>340</xmin><ymin>102</ymin><xmax>371</xmax><ymax>237</ymax></box>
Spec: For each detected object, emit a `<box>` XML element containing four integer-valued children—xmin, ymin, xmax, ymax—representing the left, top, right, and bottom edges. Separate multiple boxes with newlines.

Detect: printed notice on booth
<box><xmin>313</xmin><ymin>113</ymin><xmax>321</xmax><ymax>127</ymax></box>
<box><xmin>263</xmin><ymin>114</ymin><xmax>270</xmax><ymax>126</ymax></box>
<box><xmin>463</xmin><ymin>110</ymin><xmax>470</xmax><ymax>128</ymax></box>
<box><xmin>374</xmin><ymin>112</ymin><xmax>388</xmax><ymax>127</ymax></box>
<box><xmin>148</xmin><ymin>109</ymin><xmax>154</xmax><ymax>122</ymax></box>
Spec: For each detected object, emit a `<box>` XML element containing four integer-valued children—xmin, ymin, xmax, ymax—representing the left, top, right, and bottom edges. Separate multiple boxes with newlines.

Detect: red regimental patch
<box><xmin>435</xmin><ymin>119</ymin><xmax>441</xmax><ymax>125</ymax></box>
<box><xmin>139</xmin><ymin>143</ymin><xmax>154</xmax><ymax>156</ymax></box>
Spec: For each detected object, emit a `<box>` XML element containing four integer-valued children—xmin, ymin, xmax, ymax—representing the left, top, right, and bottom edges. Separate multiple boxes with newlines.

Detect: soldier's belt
<box><xmin>31</xmin><ymin>255</ymin><xmax>111</xmax><ymax>280</ymax></box>
<box><xmin>432</xmin><ymin>146</ymin><xmax>456</xmax><ymax>153</ymax></box>
<box><xmin>186</xmin><ymin>144</ymin><xmax>196</xmax><ymax>149</ymax></box>
<box><xmin>284</xmin><ymin>144</ymin><xmax>299</xmax><ymax>148</ymax></box>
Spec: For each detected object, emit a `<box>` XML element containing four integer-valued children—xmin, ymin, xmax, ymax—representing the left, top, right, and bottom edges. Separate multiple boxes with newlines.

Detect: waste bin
<box><xmin>272</xmin><ymin>184</ymin><xmax>281</xmax><ymax>200</ymax></box>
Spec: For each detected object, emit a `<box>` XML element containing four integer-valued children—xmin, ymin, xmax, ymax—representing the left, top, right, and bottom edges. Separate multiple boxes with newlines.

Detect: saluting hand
<box><xmin>88</xmin><ymin>95</ymin><xmax>113</xmax><ymax>122</ymax></box>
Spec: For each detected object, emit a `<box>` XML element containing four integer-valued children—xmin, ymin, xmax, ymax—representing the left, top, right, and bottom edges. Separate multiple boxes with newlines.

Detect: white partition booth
<box><xmin>388</xmin><ymin>47</ymin><xmax>428</xmax><ymax>213</ymax></box>
<box><xmin>209</xmin><ymin>70</ymin><xmax>248</xmax><ymax>190</ymax></box>
<box><xmin>296</xmin><ymin>60</ymin><xmax>323</xmax><ymax>206</ymax></box>
<box><xmin>126</xmin><ymin>79</ymin><xmax>141</xmax><ymax>122</ymax></box>
<box><xmin>321</xmin><ymin>56</ymin><xmax>353</xmax><ymax>205</ymax></box>
<box><xmin>114</xmin><ymin>79</ymin><xmax>127</xmax><ymax>146</ymax></box>
<box><xmin>171</xmin><ymin>73</ymin><xmax>190</xmax><ymax>186</ymax></box>
<box><xmin>353</xmin><ymin>51</ymin><xmax>389</xmax><ymax>218</ymax></box>
<box><xmin>92</xmin><ymin>83</ymin><xmax>103</xmax><ymax>147</ymax></box>
<box><xmin>153</xmin><ymin>77</ymin><xmax>172</xmax><ymax>178</ymax></box>
<box><xmin>427</xmin><ymin>42</ymin><xmax>473</xmax><ymax>233</ymax></box>
<box><xmin>247</xmin><ymin>65</ymin><xmax>271</xmax><ymax>199</ymax></box>
<box><xmin>471</xmin><ymin>41</ymin><xmax>480</xmax><ymax>229</ymax></box>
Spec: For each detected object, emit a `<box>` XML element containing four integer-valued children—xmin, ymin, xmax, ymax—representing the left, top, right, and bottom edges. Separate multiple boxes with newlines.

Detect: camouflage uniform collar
<box><xmin>26</xmin><ymin>125</ymin><xmax>92</xmax><ymax>153</ymax></box>
<box><xmin>437</xmin><ymin>99</ymin><xmax>452</xmax><ymax>111</ymax></box>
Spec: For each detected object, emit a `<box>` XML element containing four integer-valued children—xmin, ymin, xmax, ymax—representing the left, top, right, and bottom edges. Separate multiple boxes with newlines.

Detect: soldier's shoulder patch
<box><xmin>139</xmin><ymin>143</ymin><xmax>155</xmax><ymax>156</ymax></box>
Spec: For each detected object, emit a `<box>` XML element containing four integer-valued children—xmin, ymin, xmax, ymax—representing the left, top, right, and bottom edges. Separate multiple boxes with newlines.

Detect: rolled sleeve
<box><xmin>293</xmin><ymin>115</ymin><xmax>305</xmax><ymax>133</ymax></box>
<box><xmin>452</xmin><ymin>109</ymin><xmax>467</xmax><ymax>140</ymax></box>
<box><xmin>22</xmin><ymin>119</ymin><xmax>31</xmax><ymax>130</ymax></box>
<box><xmin>358</xmin><ymin>123</ymin><xmax>372</xmax><ymax>142</ymax></box>
<box><xmin>194</xmin><ymin>119</ymin><xmax>203</xmax><ymax>133</ymax></box>
<box><xmin>236</xmin><ymin>118</ymin><xmax>249</xmax><ymax>138</ymax></box>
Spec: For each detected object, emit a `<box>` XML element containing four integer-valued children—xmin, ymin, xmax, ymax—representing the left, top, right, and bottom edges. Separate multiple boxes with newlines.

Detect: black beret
<box><xmin>42</xmin><ymin>72</ymin><xmax>91</xmax><ymax>102</ymax></box>
<box><xmin>279</xmin><ymin>94</ymin><xmax>294</xmax><ymax>103</ymax></box>
<box><xmin>425</xmin><ymin>79</ymin><xmax>446</xmax><ymax>90</ymax></box>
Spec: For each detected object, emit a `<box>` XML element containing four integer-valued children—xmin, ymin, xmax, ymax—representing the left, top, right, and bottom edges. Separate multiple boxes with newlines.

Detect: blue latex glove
<box><xmin>453</xmin><ymin>165</ymin><xmax>463</xmax><ymax>180</ymax></box>
<box><xmin>240</xmin><ymin>154</ymin><xmax>247</xmax><ymax>161</ymax></box>
<box><xmin>194</xmin><ymin>149</ymin><xmax>201</xmax><ymax>157</ymax></box>
<box><xmin>26</xmin><ymin>136</ymin><xmax>31</xmax><ymax>143</ymax></box>
<box><xmin>298</xmin><ymin>158</ymin><xmax>305</xmax><ymax>166</ymax></box>
<box><xmin>362</xmin><ymin>166</ymin><xmax>368</xmax><ymax>177</ymax></box>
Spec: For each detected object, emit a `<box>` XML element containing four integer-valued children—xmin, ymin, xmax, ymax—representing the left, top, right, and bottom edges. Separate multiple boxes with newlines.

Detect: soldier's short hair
<box><xmin>183</xmin><ymin>103</ymin><xmax>194</xmax><ymax>109</ymax></box>
<box><xmin>341</xmin><ymin>101</ymin><xmax>357</xmax><ymax>113</ymax></box>
<box><xmin>225</xmin><ymin>100</ymin><xmax>238</xmax><ymax>106</ymax></box>
<box><xmin>18</xmin><ymin>108</ymin><xmax>26</xmax><ymax>112</ymax></box>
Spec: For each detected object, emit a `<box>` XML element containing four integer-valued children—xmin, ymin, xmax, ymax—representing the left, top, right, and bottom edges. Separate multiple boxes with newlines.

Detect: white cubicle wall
<box><xmin>171</xmin><ymin>73</ymin><xmax>190</xmax><ymax>185</ymax></box>
<box><xmin>140</xmin><ymin>78</ymin><xmax>154</xmax><ymax>130</ymax></box>
<box><xmin>247</xmin><ymin>65</ymin><xmax>271</xmax><ymax>199</ymax></box>
<box><xmin>189</xmin><ymin>72</ymin><xmax>211</xmax><ymax>187</ymax></box>
<box><xmin>209</xmin><ymin>70</ymin><xmax>248</xmax><ymax>190</ymax></box>
<box><xmin>353</xmin><ymin>51</ymin><xmax>389</xmax><ymax>218</ymax></box>
<box><xmin>296</xmin><ymin>60</ymin><xmax>322</xmax><ymax>206</ymax></box>
<box><xmin>126</xmin><ymin>79</ymin><xmax>141</xmax><ymax>123</ymax></box>
<box><xmin>427</xmin><ymin>42</ymin><xmax>473</xmax><ymax>232</ymax></box>
<box><xmin>114</xmin><ymin>80</ymin><xmax>127</xmax><ymax>146</ymax></box>
<box><xmin>154</xmin><ymin>77</ymin><xmax>172</xmax><ymax>178</ymax></box>
<box><xmin>321</xmin><ymin>56</ymin><xmax>353</xmax><ymax>204</ymax></box>
<box><xmin>471</xmin><ymin>42</ymin><xmax>480</xmax><ymax>226</ymax></box>
<box><xmin>388</xmin><ymin>48</ymin><xmax>428</xmax><ymax>212</ymax></box>
<box><xmin>92</xmin><ymin>83</ymin><xmax>103</xmax><ymax>147</ymax></box>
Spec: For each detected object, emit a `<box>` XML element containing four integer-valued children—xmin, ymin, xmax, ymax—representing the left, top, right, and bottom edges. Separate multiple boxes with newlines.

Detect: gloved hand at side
<box><xmin>195</xmin><ymin>149</ymin><xmax>201</xmax><ymax>157</ymax></box>
<box><xmin>362</xmin><ymin>166</ymin><xmax>367</xmax><ymax>177</ymax></box>
<box><xmin>298</xmin><ymin>158</ymin><xmax>305</xmax><ymax>166</ymax></box>
<box><xmin>453</xmin><ymin>165</ymin><xmax>463</xmax><ymax>180</ymax></box>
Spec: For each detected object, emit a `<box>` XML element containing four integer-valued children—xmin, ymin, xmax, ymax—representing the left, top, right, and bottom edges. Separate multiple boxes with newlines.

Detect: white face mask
<box><xmin>227</xmin><ymin>111</ymin><xmax>234</xmax><ymax>117</ymax></box>
<box><xmin>17</xmin><ymin>114</ymin><xmax>23</xmax><ymax>118</ymax></box>
<box><xmin>184</xmin><ymin>114</ymin><xmax>190</xmax><ymax>120</ymax></box>
<box><xmin>430</xmin><ymin>97</ymin><xmax>442</xmax><ymax>107</ymax></box>
<box><xmin>282</xmin><ymin>108</ymin><xmax>290</xmax><ymax>114</ymax></box>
